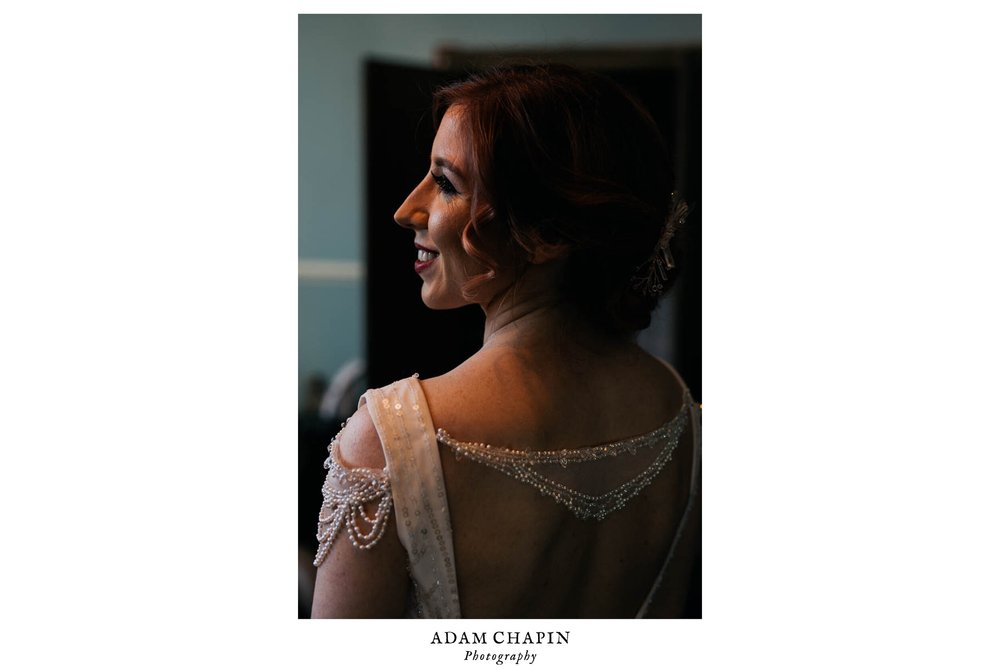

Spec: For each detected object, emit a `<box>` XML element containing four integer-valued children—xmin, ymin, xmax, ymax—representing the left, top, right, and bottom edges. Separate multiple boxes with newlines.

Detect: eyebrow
<box><xmin>432</xmin><ymin>156</ymin><xmax>463</xmax><ymax>176</ymax></box>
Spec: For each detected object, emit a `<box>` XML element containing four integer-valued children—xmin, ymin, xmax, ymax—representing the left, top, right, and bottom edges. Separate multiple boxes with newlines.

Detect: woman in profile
<box><xmin>312</xmin><ymin>64</ymin><xmax>700</xmax><ymax>618</ymax></box>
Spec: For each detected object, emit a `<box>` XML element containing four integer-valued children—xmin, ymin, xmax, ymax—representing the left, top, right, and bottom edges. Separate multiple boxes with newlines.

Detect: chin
<box><xmin>421</xmin><ymin>297</ymin><xmax>450</xmax><ymax>310</ymax></box>
<box><xmin>420</xmin><ymin>285</ymin><xmax>469</xmax><ymax>310</ymax></box>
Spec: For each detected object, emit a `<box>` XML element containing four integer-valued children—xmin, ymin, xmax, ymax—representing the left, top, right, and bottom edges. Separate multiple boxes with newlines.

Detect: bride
<box><xmin>312</xmin><ymin>64</ymin><xmax>700</xmax><ymax>618</ymax></box>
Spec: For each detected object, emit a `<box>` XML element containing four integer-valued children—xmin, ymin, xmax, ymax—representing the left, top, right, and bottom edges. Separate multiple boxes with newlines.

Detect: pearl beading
<box><xmin>314</xmin><ymin>424</ymin><xmax>394</xmax><ymax>566</ymax></box>
<box><xmin>436</xmin><ymin>393</ymin><xmax>691</xmax><ymax>521</ymax></box>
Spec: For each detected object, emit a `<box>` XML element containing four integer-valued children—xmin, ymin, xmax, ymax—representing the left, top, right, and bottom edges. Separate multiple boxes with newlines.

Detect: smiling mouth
<box><xmin>414</xmin><ymin>245</ymin><xmax>439</xmax><ymax>273</ymax></box>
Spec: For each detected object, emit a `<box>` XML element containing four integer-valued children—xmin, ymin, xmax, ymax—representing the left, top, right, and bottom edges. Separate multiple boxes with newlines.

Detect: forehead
<box><xmin>431</xmin><ymin>106</ymin><xmax>469</xmax><ymax>167</ymax></box>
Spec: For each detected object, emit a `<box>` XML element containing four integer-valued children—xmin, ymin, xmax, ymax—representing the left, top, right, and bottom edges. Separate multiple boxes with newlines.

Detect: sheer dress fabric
<box><xmin>316</xmin><ymin>374</ymin><xmax>701</xmax><ymax>618</ymax></box>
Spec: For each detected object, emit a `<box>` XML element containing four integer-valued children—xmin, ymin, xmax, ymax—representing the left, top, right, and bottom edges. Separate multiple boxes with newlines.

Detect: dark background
<box><xmin>364</xmin><ymin>52</ymin><xmax>701</xmax><ymax>398</ymax></box>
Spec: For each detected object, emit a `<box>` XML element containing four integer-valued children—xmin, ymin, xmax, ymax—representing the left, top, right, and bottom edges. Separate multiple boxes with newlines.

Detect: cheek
<box><xmin>430</xmin><ymin>212</ymin><xmax>468</xmax><ymax>255</ymax></box>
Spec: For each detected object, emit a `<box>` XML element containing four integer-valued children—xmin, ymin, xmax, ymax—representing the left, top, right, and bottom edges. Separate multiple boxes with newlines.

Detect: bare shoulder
<box><xmin>336</xmin><ymin>403</ymin><xmax>386</xmax><ymax>470</ymax></box>
<box><xmin>625</xmin><ymin>348</ymin><xmax>690</xmax><ymax>410</ymax></box>
<box><xmin>418</xmin><ymin>360</ymin><xmax>508</xmax><ymax>435</ymax></box>
<box><xmin>419</xmin><ymin>345</ymin><xmax>688</xmax><ymax>445</ymax></box>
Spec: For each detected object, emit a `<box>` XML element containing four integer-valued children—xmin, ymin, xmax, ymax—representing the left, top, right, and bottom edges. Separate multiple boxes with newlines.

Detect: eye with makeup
<box><xmin>432</xmin><ymin>172</ymin><xmax>459</xmax><ymax>197</ymax></box>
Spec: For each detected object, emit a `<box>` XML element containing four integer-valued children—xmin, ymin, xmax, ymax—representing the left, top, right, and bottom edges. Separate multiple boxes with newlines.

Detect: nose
<box><xmin>393</xmin><ymin>179</ymin><xmax>430</xmax><ymax>230</ymax></box>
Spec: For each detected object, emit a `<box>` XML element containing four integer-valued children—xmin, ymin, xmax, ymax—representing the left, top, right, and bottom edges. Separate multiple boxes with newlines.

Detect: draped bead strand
<box><xmin>314</xmin><ymin>422</ymin><xmax>394</xmax><ymax>566</ymax></box>
<box><xmin>436</xmin><ymin>392</ymin><xmax>691</xmax><ymax>521</ymax></box>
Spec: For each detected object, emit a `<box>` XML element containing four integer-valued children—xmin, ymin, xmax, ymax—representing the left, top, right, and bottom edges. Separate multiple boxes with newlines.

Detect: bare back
<box><xmin>420</xmin><ymin>341</ymin><xmax>700</xmax><ymax>618</ymax></box>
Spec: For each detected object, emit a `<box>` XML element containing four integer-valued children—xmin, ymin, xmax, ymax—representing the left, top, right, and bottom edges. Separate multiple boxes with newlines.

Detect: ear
<box><xmin>528</xmin><ymin>240</ymin><xmax>570</xmax><ymax>264</ymax></box>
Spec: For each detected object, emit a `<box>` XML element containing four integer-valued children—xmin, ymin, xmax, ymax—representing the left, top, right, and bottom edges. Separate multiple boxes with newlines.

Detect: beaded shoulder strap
<box><xmin>313</xmin><ymin>377</ymin><xmax>461</xmax><ymax>618</ymax></box>
<box><xmin>436</xmin><ymin>392</ymin><xmax>691</xmax><ymax>521</ymax></box>
<box><xmin>313</xmin><ymin>421</ymin><xmax>393</xmax><ymax>567</ymax></box>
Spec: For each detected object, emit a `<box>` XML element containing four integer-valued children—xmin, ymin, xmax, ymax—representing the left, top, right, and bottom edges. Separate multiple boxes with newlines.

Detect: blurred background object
<box><xmin>297</xmin><ymin>361</ymin><xmax>367</xmax><ymax>618</ymax></box>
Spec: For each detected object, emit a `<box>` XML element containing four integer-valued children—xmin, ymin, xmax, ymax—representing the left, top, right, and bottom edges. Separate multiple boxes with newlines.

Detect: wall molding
<box><xmin>299</xmin><ymin>258</ymin><xmax>364</xmax><ymax>282</ymax></box>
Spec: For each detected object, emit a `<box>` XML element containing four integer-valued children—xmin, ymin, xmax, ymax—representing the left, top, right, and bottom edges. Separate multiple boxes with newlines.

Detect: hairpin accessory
<box><xmin>631</xmin><ymin>192</ymin><xmax>689</xmax><ymax>296</ymax></box>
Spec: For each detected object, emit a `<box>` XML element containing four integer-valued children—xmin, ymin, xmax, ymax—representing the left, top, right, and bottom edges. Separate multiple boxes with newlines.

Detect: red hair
<box><xmin>433</xmin><ymin>64</ymin><xmax>677</xmax><ymax>333</ymax></box>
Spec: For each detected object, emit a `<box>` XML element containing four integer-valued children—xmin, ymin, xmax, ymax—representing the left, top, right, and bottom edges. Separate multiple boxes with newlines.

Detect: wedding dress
<box><xmin>315</xmin><ymin>371</ymin><xmax>701</xmax><ymax>618</ymax></box>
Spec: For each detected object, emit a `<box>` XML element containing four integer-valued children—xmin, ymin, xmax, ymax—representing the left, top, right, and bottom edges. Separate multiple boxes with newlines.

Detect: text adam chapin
<box><xmin>431</xmin><ymin>631</ymin><xmax>570</xmax><ymax>665</ymax></box>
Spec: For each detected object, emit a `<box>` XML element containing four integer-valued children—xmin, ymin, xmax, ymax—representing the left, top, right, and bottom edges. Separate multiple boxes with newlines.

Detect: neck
<box><xmin>479</xmin><ymin>267</ymin><xmax>624</xmax><ymax>354</ymax></box>
<box><xmin>482</xmin><ymin>289</ymin><xmax>562</xmax><ymax>348</ymax></box>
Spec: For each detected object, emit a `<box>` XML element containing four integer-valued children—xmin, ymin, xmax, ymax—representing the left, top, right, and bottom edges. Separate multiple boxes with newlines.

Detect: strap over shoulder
<box><xmin>634</xmin><ymin>399</ymin><xmax>701</xmax><ymax>618</ymax></box>
<box><xmin>363</xmin><ymin>377</ymin><xmax>462</xmax><ymax>618</ymax></box>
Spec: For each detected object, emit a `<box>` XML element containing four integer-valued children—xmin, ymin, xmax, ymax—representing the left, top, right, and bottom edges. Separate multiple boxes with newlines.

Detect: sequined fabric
<box><xmin>363</xmin><ymin>378</ymin><xmax>462</xmax><ymax>619</ymax></box>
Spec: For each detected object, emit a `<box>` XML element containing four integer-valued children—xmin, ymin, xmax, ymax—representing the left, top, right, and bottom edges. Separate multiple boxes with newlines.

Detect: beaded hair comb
<box><xmin>631</xmin><ymin>192</ymin><xmax>690</xmax><ymax>297</ymax></box>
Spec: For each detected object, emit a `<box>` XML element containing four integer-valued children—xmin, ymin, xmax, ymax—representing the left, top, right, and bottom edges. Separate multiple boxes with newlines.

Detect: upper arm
<box><xmin>311</xmin><ymin>405</ymin><xmax>410</xmax><ymax>618</ymax></box>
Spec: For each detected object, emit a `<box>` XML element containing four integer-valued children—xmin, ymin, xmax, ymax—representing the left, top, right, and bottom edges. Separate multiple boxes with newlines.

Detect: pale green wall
<box><xmin>298</xmin><ymin>14</ymin><xmax>702</xmax><ymax>405</ymax></box>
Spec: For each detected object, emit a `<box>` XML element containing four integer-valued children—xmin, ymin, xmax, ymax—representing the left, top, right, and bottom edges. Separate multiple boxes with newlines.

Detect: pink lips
<box><xmin>414</xmin><ymin>243</ymin><xmax>439</xmax><ymax>274</ymax></box>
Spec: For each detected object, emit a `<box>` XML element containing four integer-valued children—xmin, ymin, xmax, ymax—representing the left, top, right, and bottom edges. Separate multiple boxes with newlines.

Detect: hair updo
<box><xmin>433</xmin><ymin>63</ymin><xmax>680</xmax><ymax>334</ymax></box>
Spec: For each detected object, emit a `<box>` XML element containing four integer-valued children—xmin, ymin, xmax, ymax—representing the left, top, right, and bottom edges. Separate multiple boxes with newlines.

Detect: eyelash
<box><xmin>432</xmin><ymin>173</ymin><xmax>459</xmax><ymax>197</ymax></box>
